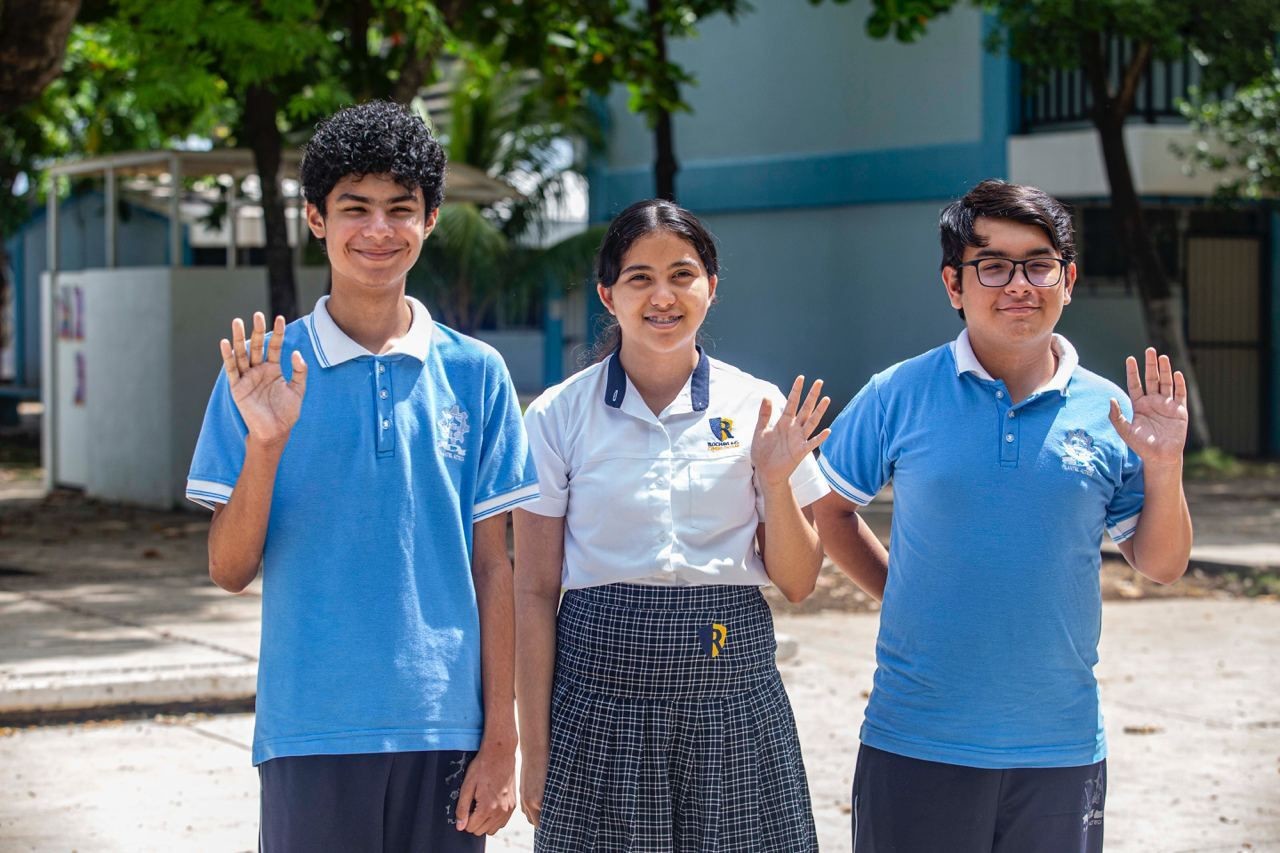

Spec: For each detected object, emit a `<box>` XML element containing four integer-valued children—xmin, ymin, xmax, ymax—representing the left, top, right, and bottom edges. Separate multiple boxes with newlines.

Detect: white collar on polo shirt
<box><xmin>305</xmin><ymin>295</ymin><xmax>434</xmax><ymax>368</ymax></box>
<box><xmin>951</xmin><ymin>328</ymin><xmax>1079</xmax><ymax>396</ymax></box>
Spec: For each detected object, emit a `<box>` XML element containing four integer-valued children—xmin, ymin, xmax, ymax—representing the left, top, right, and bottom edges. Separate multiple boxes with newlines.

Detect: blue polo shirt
<box><xmin>187</xmin><ymin>296</ymin><xmax>539</xmax><ymax>765</ymax></box>
<box><xmin>819</xmin><ymin>330</ymin><xmax>1143</xmax><ymax>769</ymax></box>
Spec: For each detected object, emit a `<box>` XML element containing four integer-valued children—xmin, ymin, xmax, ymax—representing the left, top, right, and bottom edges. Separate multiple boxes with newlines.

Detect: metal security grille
<box><xmin>1186</xmin><ymin>236</ymin><xmax>1264</xmax><ymax>456</ymax></box>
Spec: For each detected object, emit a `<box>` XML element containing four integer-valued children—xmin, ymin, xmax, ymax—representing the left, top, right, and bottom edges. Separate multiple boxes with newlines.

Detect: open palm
<box><xmin>751</xmin><ymin>376</ymin><xmax>831</xmax><ymax>487</ymax></box>
<box><xmin>1109</xmin><ymin>348</ymin><xmax>1187</xmax><ymax>467</ymax></box>
<box><xmin>221</xmin><ymin>312</ymin><xmax>307</xmax><ymax>446</ymax></box>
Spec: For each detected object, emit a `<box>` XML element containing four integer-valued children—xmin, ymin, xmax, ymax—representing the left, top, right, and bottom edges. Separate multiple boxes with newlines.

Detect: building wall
<box><xmin>9</xmin><ymin>194</ymin><xmax>171</xmax><ymax>388</ymax></box>
<box><xmin>586</xmin><ymin>4</ymin><xmax>1011</xmax><ymax>407</ymax></box>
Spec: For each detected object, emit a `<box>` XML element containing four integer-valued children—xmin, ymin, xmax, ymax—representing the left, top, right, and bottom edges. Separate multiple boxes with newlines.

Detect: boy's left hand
<box><xmin>455</xmin><ymin>738</ymin><xmax>517</xmax><ymax>835</ymax></box>
<box><xmin>1109</xmin><ymin>348</ymin><xmax>1189</xmax><ymax>468</ymax></box>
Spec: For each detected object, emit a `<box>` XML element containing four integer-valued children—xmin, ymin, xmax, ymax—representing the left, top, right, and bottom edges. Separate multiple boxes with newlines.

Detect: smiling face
<box><xmin>306</xmin><ymin>173</ymin><xmax>438</xmax><ymax>294</ymax></box>
<box><xmin>942</xmin><ymin>216</ymin><xmax>1076</xmax><ymax>352</ymax></box>
<box><xmin>598</xmin><ymin>230</ymin><xmax>718</xmax><ymax>361</ymax></box>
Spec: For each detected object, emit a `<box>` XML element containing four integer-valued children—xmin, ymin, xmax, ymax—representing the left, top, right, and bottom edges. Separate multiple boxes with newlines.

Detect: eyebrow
<box><xmin>335</xmin><ymin>192</ymin><xmax>419</xmax><ymax>205</ymax></box>
<box><xmin>620</xmin><ymin>258</ymin><xmax>701</xmax><ymax>275</ymax></box>
<box><xmin>973</xmin><ymin>246</ymin><xmax>1055</xmax><ymax>259</ymax></box>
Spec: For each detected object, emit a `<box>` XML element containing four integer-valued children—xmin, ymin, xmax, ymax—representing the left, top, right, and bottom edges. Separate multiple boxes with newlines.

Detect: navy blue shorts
<box><xmin>259</xmin><ymin>750</ymin><xmax>484</xmax><ymax>853</ymax></box>
<box><xmin>851</xmin><ymin>744</ymin><xmax>1105</xmax><ymax>853</ymax></box>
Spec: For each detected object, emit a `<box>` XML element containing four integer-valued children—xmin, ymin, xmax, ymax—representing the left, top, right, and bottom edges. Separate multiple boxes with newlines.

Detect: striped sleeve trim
<box><xmin>473</xmin><ymin>482</ymin><xmax>541</xmax><ymax>521</ymax></box>
<box><xmin>1107</xmin><ymin>511</ymin><xmax>1141</xmax><ymax>543</ymax></box>
<box><xmin>186</xmin><ymin>479</ymin><xmax>233</xmax><ymax>511</ymax></box>
<box><xmin>816</xmin><ymin>455</ymin><xmax>875</xmax><ymax>506</ymax></box>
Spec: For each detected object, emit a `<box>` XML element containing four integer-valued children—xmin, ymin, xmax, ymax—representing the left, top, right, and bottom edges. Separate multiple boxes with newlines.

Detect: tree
<box><xmin>454</xmin><ymin>0</ymin><xmax>751</xmax><ymax>202</ymax></box>
<box><xmin>1178</xmin><ymin>70</ymin><xmax>1280</xmax><ymax>201</ymax></box>
<box><xmin>0</xmin><ymin>0</ymin><xmax>81</xmax><ymax>114</ymax></box>
<box><xmin>411</xmin><ymin>49</ymin><xmax>604</xmax><ymax>333</ymax></box>
<box><xmin>0</xmin><ymin>0</ymin><xmax>82</xmax><ymax>382</ymax></box>
<box><xmin>104</xmin><ymin>0</ymin><xmax>459</xmax><ymax>321</ymax></box>
<box><xmin>842</xmin><ymin>0</ymin><xmax>1280</xmax><ymax>450</ymax></box>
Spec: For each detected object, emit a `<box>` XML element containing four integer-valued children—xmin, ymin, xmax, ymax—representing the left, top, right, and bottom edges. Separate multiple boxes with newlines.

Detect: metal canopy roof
<box><xmin>45</xmin><ymin>148</ymin><xmax>518</xmax><ymax>205</ymax></box>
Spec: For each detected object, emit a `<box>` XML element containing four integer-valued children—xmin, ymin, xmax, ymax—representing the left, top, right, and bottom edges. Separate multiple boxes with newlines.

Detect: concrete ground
<box><xmin>2</xmin><ymin>600</ymin><xmax>1277</xmax><ymax>852</ymax></box>
<box><xmin>2</xmin><ymin>471</ymin><xmax>1278</xmax><ymax>851</ymax></box>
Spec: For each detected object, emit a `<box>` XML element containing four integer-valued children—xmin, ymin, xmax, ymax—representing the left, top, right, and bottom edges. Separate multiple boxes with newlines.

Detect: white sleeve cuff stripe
<box><xmin>816</xmin><ymin>456</ymin><xmax>874</xmax><ymax>505</ymax></box>
<box><xmin>474</xmin><ymin>483</ymin><xmax>541</xmax><ymax>521</ymax></box>
<box><xmin>186</xmin><ymin>479</ymin><xmax>232</xmax><ymax>510</ymax></box>
<box><xmin>1108</xmin><ymin>512</ymin><xmax>1141</xmax><ymax>543</ymax></box>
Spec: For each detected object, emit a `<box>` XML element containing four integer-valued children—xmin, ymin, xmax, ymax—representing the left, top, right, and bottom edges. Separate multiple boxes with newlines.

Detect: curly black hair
<box><xmin>300</xmin><ymin>100</ymin><xmax>446</xmax><ymax>214</ymax></box>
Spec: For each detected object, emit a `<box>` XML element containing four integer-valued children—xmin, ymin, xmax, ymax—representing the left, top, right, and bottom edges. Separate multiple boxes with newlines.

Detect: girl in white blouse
<box><xmin>514</xmin><ymin>199</ymin><xmax>830</xmax><ymax>852</ymax></box>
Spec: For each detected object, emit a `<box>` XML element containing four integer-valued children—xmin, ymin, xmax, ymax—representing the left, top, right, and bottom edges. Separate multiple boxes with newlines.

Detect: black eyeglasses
<box><xmin>958</xmin><ymin>257</ymin><xmax>1068</xmax><ymax>288</ymax></box>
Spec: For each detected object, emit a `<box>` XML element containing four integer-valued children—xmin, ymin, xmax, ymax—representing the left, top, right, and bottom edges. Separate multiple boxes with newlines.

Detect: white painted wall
<box><xmin>606</xmin><ymin>3</ymin><xmax>987</xmax><ymax>169</ymax></box>
<box><xmin>46</xmin><ymin>266</ymin><xmax>329</xmax><ymax>508</ymax></box>
<box><xmin>1009</xmin><ymin>126</ymin><xmax>1237</xmax><ymax>199</ymax></box>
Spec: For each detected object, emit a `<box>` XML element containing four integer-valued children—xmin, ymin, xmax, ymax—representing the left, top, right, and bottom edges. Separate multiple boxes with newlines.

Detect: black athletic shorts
<box><xmin>258</xmin><ymin>750</ymin><xmax>485</xmax><ymax>853</ymax></box>
<box><xmin>851</xmin><ymin>743</ymin><xmax>1106</xmax><ymax>853</ymax></box>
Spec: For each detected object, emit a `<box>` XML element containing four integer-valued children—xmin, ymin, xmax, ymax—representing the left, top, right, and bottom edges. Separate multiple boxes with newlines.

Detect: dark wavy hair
<box><xmin>300</xmin><ymin>100</ymin><xmax>446</xmax><ymax>215</ymax></box>
<box><xmin>590</xmin><ymin>199</ymin><xmax>720</xmax><ymax>361</ymax></box>
<box><xmin>939</xmin><ymin>179</ymin><xmax>1075</xmax><ymax>318</ymax></box>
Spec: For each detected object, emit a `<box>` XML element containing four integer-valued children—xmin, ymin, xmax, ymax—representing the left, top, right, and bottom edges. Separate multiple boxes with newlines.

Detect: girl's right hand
<box><xmin>519</xmin><ymin>746</ymin><xmax>549</xmax><ymax>827</ymax></box>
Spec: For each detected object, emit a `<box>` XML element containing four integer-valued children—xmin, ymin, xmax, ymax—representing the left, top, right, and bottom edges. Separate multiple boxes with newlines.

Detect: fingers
<box><xmin>1143</xmin><ymin>347</ymin><xmax>1158</xmax><ymax>398</ymax></box>
<box><xmin>805</xmin><ymin>426</ymin><xmax>832</xmax><ymax>453</ymax></box>
<box><xmin>1108</xmin><ymin>398</ymin><xmax>1129</xmax><ymax>438</ymax></box>
<box><xmin>266</xmin><ymin>315</ymin><xmax>285</xmax><ymax>364</ymax></box>
<box><xmin>802</xmin><ymin>394</ymin><xmax>831</xmax><ymax>438</ymax></box>
<box><xmin>522</xmin><ymin>797</ymin><xmax>541</xmax><ymax>828</ymax></box>
<box><xmin>289</xmin><ymin>350</ymin><xmax>308</xmax><ymax>397</ymax></box>
<box><xmin>1124</xmin><ymin>355</ymin><xmax>1141</xmax><ymax>401</ymax></box>
<box><xmin>784</xmin><ymin>375</ymin><xmax>804</xmax><ymax>417</ymax></box>
<box><xmin>249</xmin><ymin>312</ymin><xmax>267</xmax><ymax>366</ymax></box>
<box><xmin>455</xmin><ymin>772</ymin><xmax>477</xmax><ymax>832</ymax></box>
<box><xmin>797</xmin><ymin>378</ymin><xmax>824</xmax><ymax>420</ymax></box>
<box><xmin>219</xmin><ymin>338</ymin><xmax>239</xmax><ymax>382</ymax></box>
<box><xmin>753</xmin><ymin>397</ymin><xmax>772</xmax><ymax>439</ymax></box>
<box><xmin>1157</xmin><ymin>352</ymin><xmax>1174</xmax><ymax>397</ymax></box>
<box><xmin>231</xmin><ymin>317</ymin><xmax>250</xmax><ymax>375</ymax></box>
<box><xmin>1173</xmin><ymin>369</ymin><xmax>1187</xmax><ymax>405</ymax></box>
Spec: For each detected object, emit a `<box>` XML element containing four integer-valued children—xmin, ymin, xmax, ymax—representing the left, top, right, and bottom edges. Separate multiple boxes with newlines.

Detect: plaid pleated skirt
<box><xmin>534</xmin><ymin>583</ymin><xmax>818</xmax><ymax>853</ymax></box>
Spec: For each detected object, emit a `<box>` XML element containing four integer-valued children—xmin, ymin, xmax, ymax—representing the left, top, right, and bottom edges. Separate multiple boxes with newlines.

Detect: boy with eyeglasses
<box><xmin>813</xmin><ymin>179</ymin><xmax>1193</xmax><ymax>852</ymax></box>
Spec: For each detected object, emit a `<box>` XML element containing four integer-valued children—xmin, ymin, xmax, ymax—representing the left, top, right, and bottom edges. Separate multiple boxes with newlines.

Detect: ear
<box><xmin>942</xmin><ymin>265</ymin><xmax>964</xmax><ymax>311</ymax></box>
<box><xmin>706</xmin><ymin>273</ymin><xmax>718</xmax><ymax>304</ymax></box>
<box><xmin>597</xmin><ymin>282</ymin><xmax>615</xmax><ymax>315</ymax></box>
<box><xmin>422</xmin><ymin>207</ymin><xmax>439</xmax><ymax>239</ymax></box>
<box><xmin>305</xmin><ymin>202</ymin><xmax>326</xmax><ymax>240</ymax></box>
<box><xmin>1062</xmin><ymin>260</ymin><xmax>1077</xmax><ymax>305</ymax></box>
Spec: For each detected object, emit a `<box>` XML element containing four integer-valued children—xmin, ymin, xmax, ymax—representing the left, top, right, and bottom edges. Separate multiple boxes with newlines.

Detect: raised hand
<box><xmin>1109</xmin><ymin>348</ymin><xmax>1188</xmax><ymax>467</ymax></box>
<box><xmin>220</xmin><ymin>312</ymin><xmax>307</xmax><ymax>447</ymax></box>
<box><xmin>751</xmin><ymin>376</ymin><xmax>832</xmax><ymax>487</ymax></box>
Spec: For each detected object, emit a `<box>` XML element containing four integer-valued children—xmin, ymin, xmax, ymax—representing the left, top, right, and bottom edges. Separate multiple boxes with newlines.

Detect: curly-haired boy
<box><xmin>187</xmin><ymin>100</ymin><xmax>538</xmax><ymax>850</ymax></box>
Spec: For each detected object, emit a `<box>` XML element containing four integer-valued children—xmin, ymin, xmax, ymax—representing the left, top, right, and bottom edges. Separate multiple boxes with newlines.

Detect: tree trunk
<box><xmin>1082</xmin><ymin>36</ymin><xmax>1212</xmax><ymax>449</ymax></box>
<box><xmin>244</xmin><ymin>84</ymin><xmax>298</xmax><ymax>321</ymax></box>
<box><xmin>647</xmin><ymin>0</ymin><xmax>678</xmax><ymax>201</ymax></box>
<box><xmin>0</xmin><ymin>0</ymin><xmax>82</xmax><ymax>114</ymax></box>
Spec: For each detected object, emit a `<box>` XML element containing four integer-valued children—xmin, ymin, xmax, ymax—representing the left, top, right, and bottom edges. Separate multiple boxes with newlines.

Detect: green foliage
<box><xmin>1178</xmin><ymin>70</ymin><xmax>1280</xmax><ymax>201</ymax></box>
<box><xmin>840</xmin><ymin>0</ymin><xmax>1278</xmax><ymax>94</ymax></box>
<box><xmin>454</xmin><ymin>1</ymin><xmax>752</xmax><ymax>130</ymax></box>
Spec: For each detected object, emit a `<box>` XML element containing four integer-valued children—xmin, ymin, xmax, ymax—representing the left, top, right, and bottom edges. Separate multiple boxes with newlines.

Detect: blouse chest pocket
<box><xmin>682</xmin><ymin>454</ymin><xmax>758</xmax><ymax>533</ymax></box>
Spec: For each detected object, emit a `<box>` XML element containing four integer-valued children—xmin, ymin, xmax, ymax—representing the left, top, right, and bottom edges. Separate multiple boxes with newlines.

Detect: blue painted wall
<box><xmin>8</xmin><ymin>193</ymin><xmax>174</xmax><ymax>388</ymax></box>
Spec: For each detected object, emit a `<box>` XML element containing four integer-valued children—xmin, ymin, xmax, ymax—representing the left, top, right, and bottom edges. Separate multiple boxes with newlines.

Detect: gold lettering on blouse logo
<box><xmin>697</xmin><ymin>623</ymin><xmax>727</xmax><ymax>658</ymax></box>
